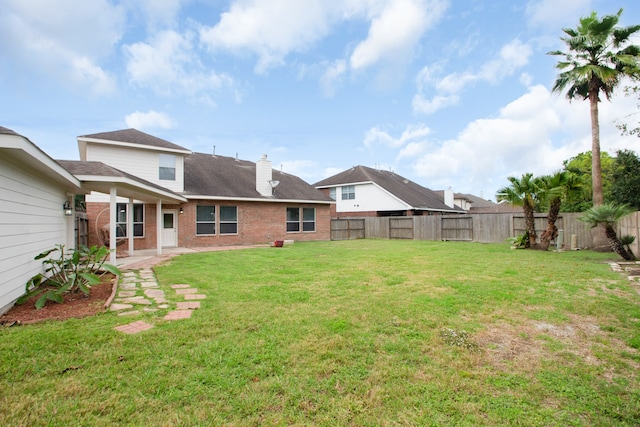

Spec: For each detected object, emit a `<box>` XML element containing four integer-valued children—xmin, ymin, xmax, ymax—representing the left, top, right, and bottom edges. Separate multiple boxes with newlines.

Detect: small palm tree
<box><xmin>497</xmin><ymin>173</ymin><xmax>540</xmax><ymax>248</ymax></box>
<box><xmin>579</xmin><ymin>203</ymin><xmax>635</xmax><ymax>260</ymax></box>
<box><xmin>538</xmin><ymin>171</ymin><xmax>583</xmax><ymax>250</ymax></box>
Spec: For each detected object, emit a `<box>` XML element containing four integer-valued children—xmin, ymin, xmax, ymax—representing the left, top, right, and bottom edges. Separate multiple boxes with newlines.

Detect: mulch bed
<box><xmin>0</xmin><ymin>274</ymin><xmax>116</xmax><ymax>325</ymax></box>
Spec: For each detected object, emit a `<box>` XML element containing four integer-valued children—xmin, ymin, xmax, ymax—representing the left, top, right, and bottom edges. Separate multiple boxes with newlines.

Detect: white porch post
<box><xmin>109</xmin><ymin>186</ymin><xmax>117</xmax><ymax>265</ymax></box>
<box><xmin>156</xmin><ymin>199</ymin><xmax>163</xmax><ymax>256</ymax></box>
<box><xmin>127</xmin><ymin>199</ymin><xmax>134</xmax><ymax>256</ymax></box>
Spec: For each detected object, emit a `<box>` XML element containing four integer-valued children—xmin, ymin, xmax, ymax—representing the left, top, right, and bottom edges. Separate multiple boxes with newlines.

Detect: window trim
<box><xmin>196</xmin><ymin>205</ymin><xmax>216</xmax><ymax>236</ymax></box>
<box><xmin>116</xmin><ymin>203</ymin><xmax>144</xmax><ymax>238</ymax></box>
<box><xmin>341</xmin><ymin>185</ymin><xmax>355</xmax><ymax>200</ymax></box>
<box><xmin>159</xmin><ymin>153</ymin><xmax>176</xmax><ymax>181</ymax></box>
<box><xmin>219</xmin><ymin>205</ymin><xmax>238</xmax><ymax>235</ymax></box>
<box><xmin>286</xmin><ymin>207</ymin><xmax>316</xmax><ymax>233</ymax></box>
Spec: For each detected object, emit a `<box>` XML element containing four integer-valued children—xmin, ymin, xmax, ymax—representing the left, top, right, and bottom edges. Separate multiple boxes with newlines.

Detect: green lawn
<box><xmin>2</xmin><ymin>240</ymin><xmax>640</xmax><ymax>426</ymax></box>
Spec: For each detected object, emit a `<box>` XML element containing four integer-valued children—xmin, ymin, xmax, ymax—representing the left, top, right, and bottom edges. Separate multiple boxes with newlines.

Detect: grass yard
<box><xmin>1</xmin><ymin>239</ymin><xmax>640</xmax><ymax>426</ymax></box>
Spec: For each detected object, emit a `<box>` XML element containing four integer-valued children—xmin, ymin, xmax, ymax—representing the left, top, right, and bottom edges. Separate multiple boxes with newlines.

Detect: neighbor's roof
<box><xmin>433</xmin><ymin>190</ymin><xmax>495</xmax><ymax>208</ymax></box>
<box><xmin>315</xmin><ymin>165</ymin><xmax>464</xmax><ymax>212</ymax></box>
<box><xmin>78</xmin><ymin>128</ymin><xmax>191</xmax><ymax>154</ymax></box>
<box><xmin>58</xmin><ymin>160</ymin><xmax>186</xmax><ymax>203</ymax></box>
<box><xmin>184</xmin><ymin>153</ymin><xmax>333</xmax><ymax>203</ymax></box>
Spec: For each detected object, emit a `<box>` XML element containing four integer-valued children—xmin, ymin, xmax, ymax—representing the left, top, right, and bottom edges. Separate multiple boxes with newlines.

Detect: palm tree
<box><xmin>497</xmin><ymin>173</ymin><xmax>540</xmax><ymax>248</ymax></box>
<box><xmin>579</xmin><ymin>203</ymin><xmax>635</xmax><ymax>260</ymax></box>
<box><xmin>538</xmin><ymin>171</ymin><xmax>584</xmax><ymax>251</ymax></box>
<box><xmin>549</xmin><ymin>9</ymin><xmax>640</xmax><ymax>207</ymax></box>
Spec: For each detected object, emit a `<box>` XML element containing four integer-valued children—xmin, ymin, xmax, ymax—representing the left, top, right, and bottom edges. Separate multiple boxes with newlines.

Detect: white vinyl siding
<box><xmin>335</xmin><ymin>183</ymin><xmax>408</xmax><ymax>213</ymax></box>
<box><xmin>85</xmin><ymin>144</ymin><xmax>185</xmax><ymax>192</ymax></box>
<box><xmin>0</xmin><ymin>156</ymin><xmax>72</xmax><ymax>314</ymax></box>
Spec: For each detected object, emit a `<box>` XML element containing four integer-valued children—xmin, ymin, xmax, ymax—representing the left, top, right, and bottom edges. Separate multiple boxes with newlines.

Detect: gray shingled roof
<box><xmin>315</xmin><ymin>165</ymin><xmax>464</xmax><ymax>212</ymax></box>
<box><xmin>0</xmin><ymin>126</ymin><xmax>21</xmax><ymax>136</ymax></box>
<box><xmin>79</xmin><ymin>129</ymin><xmax>190</xmax><ymax>152</ymax></box>
<box><xmin>184</xmin><ymin>152</ymin><xmax>333</xmax><ymax>202</ymax></box>
<box><xmin>434</xmin><ymin>190</ymin><xmax>495</xmax><ymax>208</ymax></box>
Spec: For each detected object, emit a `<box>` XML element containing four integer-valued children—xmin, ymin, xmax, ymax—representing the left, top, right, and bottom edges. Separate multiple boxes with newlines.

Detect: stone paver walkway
<box><xmin>110</xmin><ymin>268</ymin><xmax>205</xmax><ymax>334</ymax></box>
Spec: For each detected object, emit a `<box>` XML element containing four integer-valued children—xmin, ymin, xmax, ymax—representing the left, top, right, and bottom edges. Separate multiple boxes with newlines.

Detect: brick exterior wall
<box><xmin>86</xmin><ymin>200</ymin><xmax>330</xmax><ymax>251</ymax></box>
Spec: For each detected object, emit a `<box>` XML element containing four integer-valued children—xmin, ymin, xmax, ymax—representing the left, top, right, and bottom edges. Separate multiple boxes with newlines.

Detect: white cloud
<box><xmin>279</xmin><ymin>159</ymin><xmax>319</xmax><ymax>181</ymax></box>
<box><xmin>199</xmin><ymin>0</ymin><xmax>448</xmax><ymax>75</ymax></box>
<box><xmin>0</xmin><ymin>0</ymin><xmax>124</xmax><ymax>94</ymax></box>
<box><xmin>133</xmin><ymin>0</ymin><xmax>183</xmax><ymax>29</ymax></box>
<box><xmin>413</xmin><ymin>39</ymin><xmax>533</xmax><ymax>115</ymax></box>
<box><xmin>409</xmin><ymin>84</ymin><xmax>639</xmax><ymax>197</ymax></box>
<box><xmin>364</xmin><ymin>123</ymin><xmax>432</xmax><ymax>149</ymax></box>
<box><xmin>124</xmin><ymin>30</ymin><xmax>235</xmax><ymax>98</ymax></box>
<box><xmin>320</xmin><ymin>59</ymin><xmax>347</xmax><ymax>97</ymax></box>
<box><xmin>350</xmin><ymin>0</ymin><xmax>448</xmax><ymax>71</ymax></box>
<box><xmin>125</xmin><ymin>110</ymin><xmax>175</xmax><ymax>130</ymax></box>
<box><xmin>526</xmin><ymin>0</ymin><xmax>592</xmax><ymax>29</ymax></box>
<box><xmin>200</xmin><ymin>0</ymin><xmax>337</xmax><ymax>74</ymax></box>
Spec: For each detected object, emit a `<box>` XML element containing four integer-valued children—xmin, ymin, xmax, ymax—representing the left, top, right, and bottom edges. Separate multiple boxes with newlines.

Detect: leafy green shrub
<box><xmin>18</xmin><ymin>245</ymin><xmax>121</xmax><ymax>309</ymax></box>
<box><xmin>507</xmin><ymin>230</ymin><xmax>529</xmax><ymax>249</ymax></box>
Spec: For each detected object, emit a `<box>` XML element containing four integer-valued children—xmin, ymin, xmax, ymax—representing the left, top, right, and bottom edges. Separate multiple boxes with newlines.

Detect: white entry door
<box><xmin>162</xmin><ymin>210</ymin><xmax>177</xmax><ymax>247</ymax></box>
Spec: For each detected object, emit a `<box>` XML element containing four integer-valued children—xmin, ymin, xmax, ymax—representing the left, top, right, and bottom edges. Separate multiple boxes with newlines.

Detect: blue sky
<box><xmin>2</xmin><ymin>0</ymin><xmax>639</xmax><ymax>201</ymax></box>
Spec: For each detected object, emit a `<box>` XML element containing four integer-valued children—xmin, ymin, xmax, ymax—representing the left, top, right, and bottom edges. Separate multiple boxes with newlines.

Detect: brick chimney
<box><xmin>256</xmin><ymin>154</ymin><xmax>273</xmax><ymax>197</ymax></box>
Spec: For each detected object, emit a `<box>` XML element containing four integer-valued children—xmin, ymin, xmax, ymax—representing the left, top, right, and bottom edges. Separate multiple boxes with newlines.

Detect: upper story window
<box><xmin>341</xmin><ymin>185</ymin><xmax>355</xmax><ymax>200</ymax></box>
<box><xmin>159</xmin><ymin>154</ymin><xmax>176</xmax><ymax>181</ymax></box>
<box><xmin>329</xmin><ymin>188</ymin><xmax>336</xmax><ymax>200</ymax></box>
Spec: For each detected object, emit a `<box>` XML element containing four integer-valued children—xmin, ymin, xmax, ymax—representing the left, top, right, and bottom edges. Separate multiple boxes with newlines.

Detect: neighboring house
<box><xmin>73</xmin><ymin>129</ymin><xmax>333</xmax><ymax>254</ymax></box>
<box><xmin>314</xmin><ymin>165</ymin><xmax>464</xmax><ymax>217</ymax></box>
<box><xmin>433</xmin><ymin>190</ymin><xmax>497</xmax><ymax>212</ymax></box>
<box><xmin>0</xmin><ymin>127</ymin><xmax>82</xmax><ymax>315</ymax></box>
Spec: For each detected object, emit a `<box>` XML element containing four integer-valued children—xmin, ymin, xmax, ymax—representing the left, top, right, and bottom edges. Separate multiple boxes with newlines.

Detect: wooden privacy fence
<box><xmin>331</xmin><ymin>212</ymin><xmax>640</xmax><ymax>254</ymax></box>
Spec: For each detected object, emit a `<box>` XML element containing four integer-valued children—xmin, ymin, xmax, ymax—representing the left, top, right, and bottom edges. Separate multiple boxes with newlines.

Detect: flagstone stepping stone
<box><xmin>175</xmin><ymin>288</ymin><xmax>198</xmax><ymax>294</ymax></box>
<box><xmin>144</xmin><ymin>289</ymin><xmax>165</xmax><ymax>298</ymax></box>
<box><xmin>120</xmin><ymin>283</ymin><xmax>138</xmax><ymax>290</ymax></box>
<box><xmin>171</xmin><ymin>284</ymin><xmax>191</xmax><ymax>289</ymax></box>
<box><xmin>110</xmin><ymin>303</ymin><xmax>134</xmax><ymax>311</ymax></box>
<box><xmin>141</xmin><ymin>282</ymin><xmax>159</xmax><ymax>288</ymax></box>
<box><xmin>114</xmin><ymin>321</ymin><xmax>154</xmax><ymax>334</ymax></box>
<box><xmin>177</xmin><ymin>302</ymin><xmax>201</xmax><ymax>310</ymax></box>
<box><xmin>164</xmin><ymin>310</ymin><xmax>192</xmax><ymax>320</ymax></box>
<box><xmin>158</xmin><ymin>304</ymin><xmax>170</xmax><ymax>309</ymax></box>
<box><xmin>118</xmin><ymin>310</ymin><xmax>140</xmax><ymax>316</ymax></box>
<box><xmin>153</xmin><ymin>297</ymin><xmax>168</xmax><ymax>304</ymax></box>
<box><xmin>184</xmin><ymin>294</ymin><xmax>207</xmax><ymax>300</ymax></box>
<box><xmin>119</xmin><ymin>296</ymin><xmax>153</xmax><ymax>305</ymax></box>
<box><xmin>118</xmin><ymin>291</ymin><xmax>137</xmax><ymax>298</ymax></box>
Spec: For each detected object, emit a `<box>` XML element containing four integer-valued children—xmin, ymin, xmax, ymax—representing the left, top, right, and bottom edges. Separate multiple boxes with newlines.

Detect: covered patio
<box><xmin>58</xmin><ymin>160</ymin><xmax>187</xmax><ymax>264</ymax></box>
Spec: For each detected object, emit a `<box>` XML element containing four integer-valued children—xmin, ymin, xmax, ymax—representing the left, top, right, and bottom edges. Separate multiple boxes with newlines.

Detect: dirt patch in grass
<box><xmin>0</xmin><ymin>274</ymin><xmax>115</xmax><ymax>325</ymax></box>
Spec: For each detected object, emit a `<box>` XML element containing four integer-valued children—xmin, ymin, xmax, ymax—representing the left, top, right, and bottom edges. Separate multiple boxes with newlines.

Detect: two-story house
<box><xmin>314</xmin><ymin>165</ymin><xmax>464</xmax><ymax>217</ymax></box>
<box><xmin>62</xmin><ymin>129</ymin><xmax>333</xmax><ymax>257</ymax></box>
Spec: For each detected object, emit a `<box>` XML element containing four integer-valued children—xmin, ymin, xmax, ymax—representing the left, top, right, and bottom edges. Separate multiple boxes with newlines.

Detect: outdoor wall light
<box><xmin>63</xmin><ymin>201</ymin><xmax>73</xmax><ymax>216</ymax></box>
<box><xmin>179</xmin><ymin>206</ymin><xmax>184</xmax><ymax>214</ymax></box>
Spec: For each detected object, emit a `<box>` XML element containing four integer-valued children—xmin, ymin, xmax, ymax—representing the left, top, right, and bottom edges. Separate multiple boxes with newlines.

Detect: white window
<box><xmin>220</xmin><ymin>206</ymin><xmax>238</xmax><ymax>235</ymax></box>
<box><xmin>196</xmin><ymin>205</ymin><xmax>215</xmax><ymax>235</ymax></box>
<box><xmin>329</xmin><ymin>188</ymin><xmax>336</xmax><ymax>200</ymax></box>
<box><xmin>341</xmin><ymin>185</ymin><xmax>355</xmax><ymax>200</ymax></box>
<box><xmin>159</xmin><ymin>154</ymin><xmax>176</xmax><ymax>181</ymax></box>
<box><xmin>286</xmin><ymin>207</ymin><xmax>316</xmax><ymax>233</ymax></box>
<box><xmin>116</xmin><ymin>203</ymin><xmax>144</xmax><ymax>237</ymax></box>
